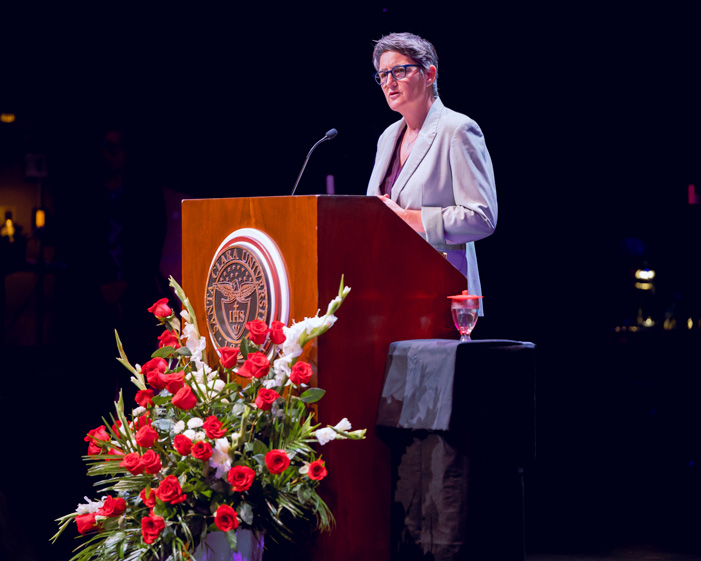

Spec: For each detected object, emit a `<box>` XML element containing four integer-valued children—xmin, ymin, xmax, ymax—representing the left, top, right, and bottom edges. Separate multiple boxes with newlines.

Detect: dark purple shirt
<box><xmin>381</xmin><ymin>128</ymin><xmax>407</xmax><ymax>196</ymax></box>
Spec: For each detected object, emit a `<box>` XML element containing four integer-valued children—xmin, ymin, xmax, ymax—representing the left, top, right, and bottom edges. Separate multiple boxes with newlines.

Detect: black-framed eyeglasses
<box><xmin>373</xmin><ymin>64</ymin><xmax>422</xmax><ymax>86</ymax></box>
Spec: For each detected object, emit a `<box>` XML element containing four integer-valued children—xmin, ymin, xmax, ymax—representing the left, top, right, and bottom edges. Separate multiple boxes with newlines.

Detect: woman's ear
<box><xmin>425</xmin><ymin>65</ymin><xmax>437</xmax><ymax>87</ymax></box>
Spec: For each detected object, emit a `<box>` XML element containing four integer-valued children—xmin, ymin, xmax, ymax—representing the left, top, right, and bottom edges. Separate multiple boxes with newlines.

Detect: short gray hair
<box><xmin>372</xmin><ymin>32</ymin><xmax>439</xmax><ymax>97</ymax></box>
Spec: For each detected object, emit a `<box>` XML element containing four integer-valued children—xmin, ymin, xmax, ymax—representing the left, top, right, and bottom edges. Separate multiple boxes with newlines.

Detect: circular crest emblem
<box><xmin>205</xmin><ymin>229</ymin><xmax>290</xmax><ymax>356</ymax></box>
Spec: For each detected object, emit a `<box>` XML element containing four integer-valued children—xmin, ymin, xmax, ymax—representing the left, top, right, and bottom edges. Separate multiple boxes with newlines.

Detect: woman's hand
<box><xmin>377</xmin><ymin>195</ymin><xmax>425</xmax><ymax>234</ymax></box>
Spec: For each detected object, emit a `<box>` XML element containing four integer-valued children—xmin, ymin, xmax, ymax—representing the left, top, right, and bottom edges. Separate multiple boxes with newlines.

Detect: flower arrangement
<box><xmin>51</xmin><ymin>276</ymin><xmax>364</xmax><ymax>561</ymax></box>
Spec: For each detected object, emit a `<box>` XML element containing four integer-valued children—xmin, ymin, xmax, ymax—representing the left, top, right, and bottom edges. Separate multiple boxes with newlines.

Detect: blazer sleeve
<box><xmin>421</xmin><ymin>119</ymin><xmax>498</xmax><ymax>247</ymax></box>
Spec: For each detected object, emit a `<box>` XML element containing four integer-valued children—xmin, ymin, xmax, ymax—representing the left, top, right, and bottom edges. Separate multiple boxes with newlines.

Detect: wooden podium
<box><xmin>182</xmin><ymin>195</ymin><xmax>466</xmax><ymax>561</ymax></box>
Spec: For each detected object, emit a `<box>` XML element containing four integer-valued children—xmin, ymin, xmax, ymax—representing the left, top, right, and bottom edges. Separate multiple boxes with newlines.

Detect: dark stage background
<box><xmin>1</xmin><ymin>5</ymin><xmax>700</xmax><ymax>560</ymax></box>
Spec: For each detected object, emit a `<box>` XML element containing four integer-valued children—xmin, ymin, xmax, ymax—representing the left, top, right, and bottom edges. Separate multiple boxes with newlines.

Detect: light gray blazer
<box><xmin>367</xmin><ymin>98</ymin><xmax>497</xmax><ymax>306</ymax></box>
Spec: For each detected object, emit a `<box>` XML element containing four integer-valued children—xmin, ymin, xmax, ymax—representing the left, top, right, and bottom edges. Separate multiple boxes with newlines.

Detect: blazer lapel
<box><xmin>367</xmin><ymin>120</ymin><xmax>405</xmax><ymax>195</ymax></box>
<box><xmin>391</xmin><ymin>98</ymin><xmax>444</xmax><ymax>202</ymax></box>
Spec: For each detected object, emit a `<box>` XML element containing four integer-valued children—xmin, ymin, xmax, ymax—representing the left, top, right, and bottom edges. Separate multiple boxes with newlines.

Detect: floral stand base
<box><xmin>194</xmin><ymin>530</ymin><xmax>264</xmax><ymax>561</ymax></box>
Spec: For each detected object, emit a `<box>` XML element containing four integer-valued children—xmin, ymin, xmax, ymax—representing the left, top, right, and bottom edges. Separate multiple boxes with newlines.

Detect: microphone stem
<box><xmin>291</xmin><ymin>136</ymin><xmax>330</xmax><ymax>196</ymax></box>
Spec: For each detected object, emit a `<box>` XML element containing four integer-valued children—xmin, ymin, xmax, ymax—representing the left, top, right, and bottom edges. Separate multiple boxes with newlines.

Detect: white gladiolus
<box><xmin>326</xmin><ymin>296</ymin><xmax>342</xmax><ymax>315</ymax></box>
<box><xmin>132</xmin><ymin>406</ymin><xmax>147</xmax><ymax>417</ymax></box>
<box><xmin>209</xmin><ymin>438</ymin><xmax>232</xmax><ymax>479</ymax></box>
<box><xmin>280</xmin><ymin>327</ymin><xmax>304</xmax><ymax>359</ymax></box>
<box><xmin>183</xmin><ymin>322</ymin><xmax>207</xmax><ymax>369</ymax></box>
<box><xmin>263</xmin><ymin>356</ymin><xmax>292</xmax><ymax>388</ymax></box>
<box><xmin>334</xmin><ymin>418</ymin><xmax>352</xmax><ymax>432</ymax></box>
<box><xmin>187</xmin><ymin>418</ymin><xmax>203</xmax><ymax>429</ymax></box>
<box><xmin>315</xmin><ymin>427</ymin><xmax>336</xmax><ymax>446</ymax></box>
<box><xmin>75</xmin><ymin>497</ymin><xmax>104</xmax><ymax>514</ymax></box>
<box><xmin>187</xmin><ymin>369</ymin><xmax>204</xmax><ymax>385</ymax></box>
<box><xmin>173</xmin><ymin>420</ymin><xmax>185</xmax><ymax>434</ymax></box>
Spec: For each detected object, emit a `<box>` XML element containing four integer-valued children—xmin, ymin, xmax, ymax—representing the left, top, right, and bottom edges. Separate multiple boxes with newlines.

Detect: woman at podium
<box><xmin>367</xmin><ymin>32</ymin><xmax>497</xmax><ymax>304</ymax></box>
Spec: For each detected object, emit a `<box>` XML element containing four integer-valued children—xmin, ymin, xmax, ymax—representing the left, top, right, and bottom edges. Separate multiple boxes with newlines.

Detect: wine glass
<box><xmin>448</xmin><ymin>290</ymin><xmax>483</xmax><ymax>342</ymax></box>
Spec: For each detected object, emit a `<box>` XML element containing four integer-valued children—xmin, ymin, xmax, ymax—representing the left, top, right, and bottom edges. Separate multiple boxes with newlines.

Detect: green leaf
<box><xmin>115</xmin><ymin>330</ymin><xmax>145</xmax><ymax>389</ymax></box>
<box><xmin>238</xmin><ymin>501</ymin><xmax>254</xmax><ymax>525</ymax></box>
<box><xmin>240</xmin><ymin>337</ymin><xmax>256</xmax><ymax>359</ymax></box>
<box><xmin>252</xmin><ymin>454</ymin><xmax>266</xmax><ymax>469</ymax></box>
<box><xmin>151</xmin><ymin>346</ymin><xmax>177</xmax><ymax>358</ymax></box>
<box><xmin>176</xmin><ymin>347</ymin><xmax>192</xmax><ymax>357</ymax></box>
<box><xmin>251</xmin><ymin>439</ymin><xmax>268</xmax><ymax>456</ymax></box>
<box><xmin>300</xmin><ymin>388</ymin><xmax>325</xmax><ymax>404</ymax></box>
<box><xmin>169</xmin><ymin>276</ymin><xmax>201</xmax><ymax>337</ymax></box>
<box><xmin>151</xmin><ymin>419</ymin><xmax>174</xmax><ymax>433</ymax></box>
<box><xmin>151</xmin><ymin>395</ymin><xmax>172</xmax><ymax>406</ymax></box>
<box><xmin>226</xmin><ymin>530</ymin><xmax>239</xmax><ymax>552</ymax></box>
<box><xmin>297</xmin><ymin>485</ymin><xmax>312</xmax><ymax>505</ymax></box>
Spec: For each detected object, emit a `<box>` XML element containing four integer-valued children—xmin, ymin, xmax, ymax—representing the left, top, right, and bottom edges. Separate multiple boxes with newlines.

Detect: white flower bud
<box><xmin>334</xmin><ymin>418</ymin><xmax>352</xmax><ymax>432</ymax></box>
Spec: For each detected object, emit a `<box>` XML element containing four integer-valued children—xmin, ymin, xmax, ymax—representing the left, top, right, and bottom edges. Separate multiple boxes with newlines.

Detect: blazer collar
<box><xmin>391</xmin><ymin>97</ymin><xmax>444</xmax><ymax>202</ymax></box>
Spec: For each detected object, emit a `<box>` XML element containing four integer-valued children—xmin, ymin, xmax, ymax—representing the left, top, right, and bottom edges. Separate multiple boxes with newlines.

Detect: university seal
<box><xmin>205</xmin><ymin>229</ymin><xmax>290</xmax><ymax>356</ymax></box>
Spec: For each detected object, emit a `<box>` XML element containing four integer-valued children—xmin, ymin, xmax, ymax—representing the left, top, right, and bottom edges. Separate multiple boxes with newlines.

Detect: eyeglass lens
<box><xmin>375</xmin><ymin>65</ymin><xmax>409</xmax><ymax>85</ymax></box>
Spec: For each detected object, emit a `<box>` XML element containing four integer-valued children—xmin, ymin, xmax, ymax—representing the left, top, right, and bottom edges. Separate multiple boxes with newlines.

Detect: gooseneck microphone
<box><xmin>291</xmin><ymin>128</ymin><xmax>338</xmax><ymax>196</ymax></box>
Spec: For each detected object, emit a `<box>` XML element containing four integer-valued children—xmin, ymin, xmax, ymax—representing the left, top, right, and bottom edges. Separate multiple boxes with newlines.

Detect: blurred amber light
<box><xmin>0</xmin><ymin>113</ymin><xmax>16</xmax><ymax>123</ymax></box>
<box><xmin>35</xmin><ymin>209</ymin><xmax>46</xmax><ymax>228</ymax></box>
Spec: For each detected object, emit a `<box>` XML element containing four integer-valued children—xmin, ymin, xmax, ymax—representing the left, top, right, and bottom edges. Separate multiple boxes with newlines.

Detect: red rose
<box><xmin>139</xmin><ymin>450</ymin><xmax>162</xmax><ymax>475</ymax></box>
<box><xmin>265</xmin><ymin>449</ymin><xmax>290</xmax><ymax>474</ymax></box>
<box><xmin>85</xmin><ymin>425</ymin><xmax>110</xmax><ymax>455</ymax></box>
<box><xmin>120</xmin><ymin>452</ymin><xmax>144</xmax><ymax>475</ymax></box>
<box><xmin>191</xmin><ymin>440</ymin><xmax>212</xmax><ymax>461</ymax></box>
<box><xmin>142</xmin><ymin>357</ymin><xmax>168</xmax><ymax>390</ymax></box>
<box><xmin>141</xmin><ymin>513</ymin><xmax>165</xmax><ymax>544</ymax></box>
<box><xmin>158</xmin><ymin>329</ymin><xmax>180</xmax><ymax>349</ymax></box>
<box><xmin>289</xmin><ymin>361</ymin><xmax>313</xmax><ymax>385</ymax></box>
<box><xmin>202</xmin><ymin>415</ymin><xmax>227</xmax><ymax>439</ymax></box>
<box><xmin>86</xmin><ymin>442</ymin><xmax>101</xmax><ymax>456</ymax></box>
<box><xmin>135</xmin><ymin>389</ymin><xmax>154</xmax><ymax>408</ymax></box>
<box><xmin>162</xmin><ymin>371</ymin><xmax>185</xmax><ymax>394</ymax></box>
<box><xmin>98</xmin><ymin>496</ymin><xmax>127</xmax><ymax>517</ymax></box>
<box><xmin>140</xmin><ymin>487</ymin><xmax>157</xmax><ymax>508</ymax></box>
<box><xmin>154</xmin><ymin>475</ymin><xmax>187</xmax><ymax>505</ymax></box>
<box><xmin>132</xmin><ymin>413</ymin><xmax>152</xmax><ymax>431</ymax></box>
<box><xmin>245</xmin><ymin>320</ymin><xmax>269</xmax><ymax>345</ymax></box>
<box><xmin>148</xmin><ymin>297</ymin><xmax>172</xmax><ymax>318</ymax></box>
<box><xmin>171</xmin><ymin>385</ymin><xmax>197</xmax><ymax>410</ymax></box>
<box><xmin>173</xmin><ymin>434</ymin><xmax>193</xmax><ymax>456</ymax></box>
<box><xmin>214</xmin><ymin>504</ymin><xmax>239</xmax><ymax>533</ymax></box>
<box><xmin>112</xmin><ymin>419</ymin><xmax>123</xmax><ymax>435</ymax></box>
<box><xmin>255</xmin><ymin>388</ymin><xmax>280</xmax><ymax>411</ymax></box>
<box><xmin>269</xmin><ymin>321</ymin><xmax>286</xmax><ymax>344</ymax></box>
<box><xmin>218</xmin><ymin>346</ymin><xmax>239</xmax><ymax>369</ymax></box>
<box><xmin>135</xmin><ymin>425</ymin><xmax>159</xmax><ymax>448</ymax></box>
<box><xmin>76</xmin><ymin>513</ymin><xmax>98</xmax><ymax>535</ymax></box>
<box><xmin>227</xmin><ymin>465</ymin><xmax>255</xmax><ymax>492</ymax></box>
<box><xmin>238</xmin><ymin>352</ymin><xmax>270</xmax><ymax>379</ymax></box>
<box><xmin>106</xmin><ymin>447</ymin><xmax>124</xmax><ymax>459</ymax></box>
<box><xmin>307</xmin><ymin>459</ymin><xmax>328</xmax><ymax>481</ymax></box>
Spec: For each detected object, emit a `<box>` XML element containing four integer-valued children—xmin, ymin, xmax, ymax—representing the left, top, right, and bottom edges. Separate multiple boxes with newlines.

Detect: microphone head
<box><xmin>325</xmin><ymin>128</ymin><xmax>338</xmax><ymax>140</ymax></box>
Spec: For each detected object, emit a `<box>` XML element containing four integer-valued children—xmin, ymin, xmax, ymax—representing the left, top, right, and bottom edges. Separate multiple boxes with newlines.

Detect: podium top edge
<box><xmin>181</xmin><ymin>194</ymin><xmax>370</xmax><ymax>203</ymax></box>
